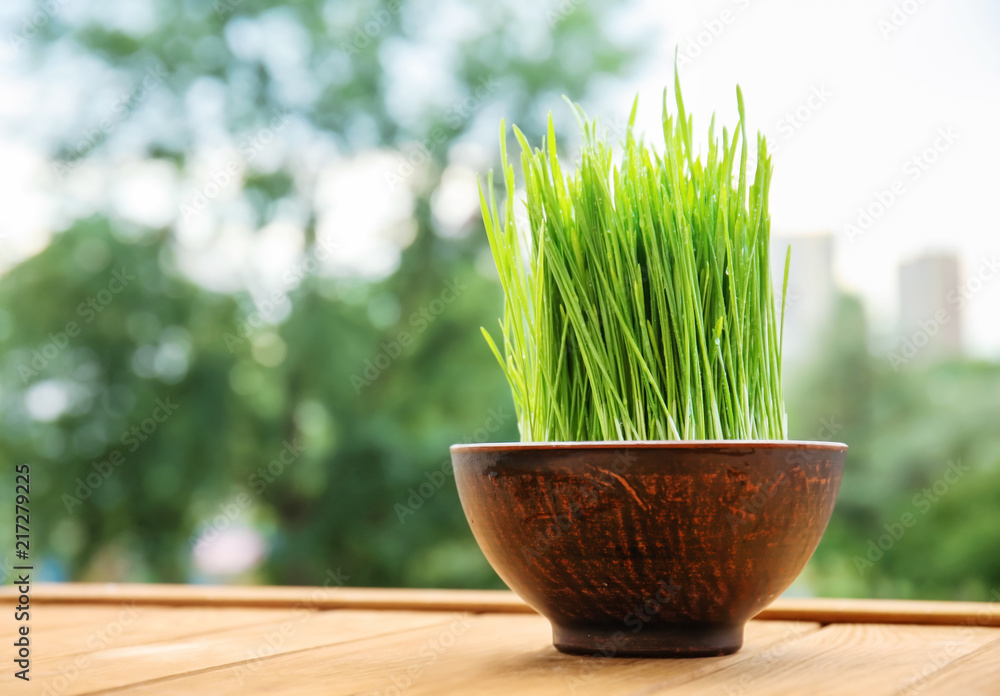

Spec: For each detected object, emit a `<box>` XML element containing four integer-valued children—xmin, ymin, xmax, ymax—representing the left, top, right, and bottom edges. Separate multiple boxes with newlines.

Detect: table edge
<box><xmin>2</xmin><ymin>583</ymin><xmax>998</xmax><ymax>627</ymax></box>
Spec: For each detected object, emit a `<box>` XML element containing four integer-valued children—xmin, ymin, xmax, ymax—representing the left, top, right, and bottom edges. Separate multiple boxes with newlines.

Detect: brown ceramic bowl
<box><xmin>450</xmin><ymin>440</ymin><xmax>846</xmax><ymax>657</ymax></box>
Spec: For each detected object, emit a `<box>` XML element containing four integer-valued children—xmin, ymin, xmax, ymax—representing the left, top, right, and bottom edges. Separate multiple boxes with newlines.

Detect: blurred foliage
<box><xmin>788</xmin><ymin>296</ymin><xmax>1000</xmax><ymax>600</ymax></box>
<box><xmin>0</xmin><ymin>0</ymin><xmax>639</xmax><ymax>588</ymax></box>
<box><xmin>1</xmin><ymin>0</ymin><xmax>998</xmax><ymax>600</ymax></box>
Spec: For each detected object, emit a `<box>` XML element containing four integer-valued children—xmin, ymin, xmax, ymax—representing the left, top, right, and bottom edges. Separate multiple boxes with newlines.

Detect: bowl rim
<box><xmin>451</xmin><ymin>439</ymin><xmax>847</xmax><ymax>452</ymax></box>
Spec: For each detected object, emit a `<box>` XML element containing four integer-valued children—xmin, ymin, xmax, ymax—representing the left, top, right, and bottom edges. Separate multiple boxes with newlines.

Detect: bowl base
<box><xmin>552</xmin><ymin>622</ymin><xmax>744</xmax><ymax>658</ymax></box>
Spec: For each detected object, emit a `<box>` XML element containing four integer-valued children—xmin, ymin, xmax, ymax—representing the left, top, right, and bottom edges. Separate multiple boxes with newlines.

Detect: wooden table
<box><xmin>4</xmin><ymin>583</ymin><xmax>999</xmax><ymax>694</ymax></box>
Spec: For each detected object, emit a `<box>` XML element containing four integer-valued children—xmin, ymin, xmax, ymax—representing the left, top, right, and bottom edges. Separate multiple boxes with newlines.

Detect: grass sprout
<box><xmin>479</xmin><ymin>73</ymin><xmax>789</xmax><ymax>442</ymax></box>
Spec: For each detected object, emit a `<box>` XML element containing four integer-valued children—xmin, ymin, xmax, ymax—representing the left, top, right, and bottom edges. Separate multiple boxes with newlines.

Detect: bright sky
<box><xmin>1</xmin><ymin>0</ymin><xmax>998</xmax><ymax>356</ymax></box>
<box><xmin>624</xmin><ymin>0</ymin><xmax>1000</xmax><ymax>356</ymax></box>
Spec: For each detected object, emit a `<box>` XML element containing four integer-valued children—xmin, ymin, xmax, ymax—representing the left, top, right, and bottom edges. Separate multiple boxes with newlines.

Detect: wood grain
<box><xmin>916</xmin><ymin>635</ymin><xmax>1000</xmax><ymax>695</ymax></box>
<box><xmin>105</xmin><ymin>614</ymin><xmax>821</xmax><ymax>696</ymax></box>
<box><xmin>3</xmin><ymin>582</ymin><xmax>533</xmax><ymax>614</ymax></box>
<box><xmin>39</xmin><ymin>606</ymin><xmax>306</xmax><ymax>659</ymax></box>
<box><xmin>6</xmin><ymin>584</ymin><xmax>998</xmax><ymax>695</ymax></box>
<box><xmin>637</xmin><ymin>622</ymin><xmax>1000</xmax><ymax>696</ymax></box>
<box><xmin>35</xmin><ymin>609</ymin><xmax>457</xmax><ymax>695</ymax></box>
<box><xmin>757</xmin><ymin>597</ymin><xmax>1000</xmax><ymax>628</ymax></box>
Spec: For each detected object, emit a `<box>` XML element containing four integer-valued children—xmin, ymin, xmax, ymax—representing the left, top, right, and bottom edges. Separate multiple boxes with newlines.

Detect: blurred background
<box><xmin>1</xmin><ymin>0</ymin><xmax>998</xmax><ymax>600</ymax></box>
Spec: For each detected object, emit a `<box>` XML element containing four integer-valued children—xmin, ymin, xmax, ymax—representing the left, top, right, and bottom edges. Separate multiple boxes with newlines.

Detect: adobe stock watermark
<box><xmin>565</xmin><ymin>115</ymin><xmax>632</xmax><ymax>165</ymax></box>
<box><xmin>877</xmin><ymin>0</ymin><xmax>931</xmax><ymax>40</ymax></box>
<box><xmin>394</xmin><ymin>407</ymin><xmax>510</xmax><ymax>523</ymax></box>
<box><xmin>62</xmin><ymin>397</ymin><xmax>180</xmax><ymax>513</ymax></box>
<box><xmin>676</xmin><ymin>0</ymin><xmax>754</xmax><ymax>69</ymax></box>
<box><xmin>6</xmin><ymin>0</ymin><xmax>69</xmax><ymax>55</ymax></box>
<box><xmin>564</xmin><ymin>578</ymin><xmax>681</xmax><ymax>692</ymax></box>
<box><xmin>887</xmin><ymin>255</ymin><xmax>1000</xmax><ymax>371</ymax></box>
<box><xmin>360</xmin><ymin>614</ymin><xmax>472</xmax><ymax>696</ymax></box>
<box><xmin>719</xmin><ymin>623</ymin><xmax>817</xmax><ymax>696</ymax></box>
<box><xmin>180</xmin><ymin>110</ymin><xmax>291</xmax><ymax>221</ymax></box>
<box><xmin>547</xmin><ymin>0</ymin><xmax>585</xmax><ymax>27</ymax></box>
<box><xmin>564</xmin><ymin>117</ymin><xmax>628</xmax><ymax>168</ymax></box>
<box><xmin>18</xmin><ymin>267</ymin><xmax>136</xmax><ymax>384</ymax></box>
<box><xmin>339</xmin><ymin>0</ymin><xmax>402</xmax><ymax>60</ymax></box>
<box><xmin>190</xmin><ymin>437</ymin><xmax>306</xmax><ymax>553</ymax></box>
<box><xmin>41</xmin><ymin>602</ymin><xmax>140</xmax><ymax>696</ymax></box>
<box><xmin>384</xmin><ymin>76</ymin><xmax>500</xmax><ymax>192</ymax></box>
<box><xmin>230</xmin><ymin>567</ymin><xmax>351</xmax><ymax>686</ymax></box>
<box><xmin>844</xmin><ymin>127</ymin><xmax>959</xmax><ymax>244</ymax></box>
<box><xmin>52</xmin><ymin>65</ymin><xmax>168</xmax><ymax>179</ymax></box>
<box><xmin>726</xmin><ymin>468</ymin><xmax>790</xmax><ymax>532</ymax></box>
<box><xmin>351</xmin><ymin>277</ymin><xmax>468</xmax><ymax>394</ymax></box>
<box><xmin>727</xmin><ymin>417</ymin><xmax>843</xmax><ymax>532</ymax></box>
<box><xmin>521</xmin><ymin>449</ymin><xmax>639</xmax><ymax>560</ymax></box>
<box><xmin>853</xmin><ymin>459</ymin><xmax>971</xmax><ymax>576</ymax></box>
<box><xmin>214</xmin><ymin>0</ymin><xmax>245</xmax><ymax>18</ymax></box>
<box><xmin>222</xmin><ymin>238</ymin><xmax>340</xmax><ymax>353</ymax></box>
<box><xmin>768</xmin><ymin>85</ymin><xmax>833</xmax><ymax>154</ymax></box>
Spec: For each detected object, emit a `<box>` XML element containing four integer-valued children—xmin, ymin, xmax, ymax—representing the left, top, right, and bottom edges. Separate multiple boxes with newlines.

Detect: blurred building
<box><xmin>897</xmin><ymin>253</ymin><xmax>963</xmax><ymax>364</ymax></box>
<box><xmin>770</xmin><ymin>233</ymin><xmax>837</xmax><ymax>364</ymax></box>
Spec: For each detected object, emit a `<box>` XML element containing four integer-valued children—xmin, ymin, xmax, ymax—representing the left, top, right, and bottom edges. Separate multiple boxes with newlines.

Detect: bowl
<box><xmin>450</xmin><ymin>440</ymin><xmax>846</xmax><ymax>657</ymax></box>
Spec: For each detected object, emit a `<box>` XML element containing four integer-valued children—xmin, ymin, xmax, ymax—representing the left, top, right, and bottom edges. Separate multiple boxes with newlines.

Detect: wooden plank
<box><xmin>914</xmin><ymin>635</ymin><xmax>1000</xmax><ymax>695</ymax></box>
<box><xmin>0</xmin><ymin>583</ymin><xmax>532</xmax><ymax>614</ymax></box>
<box><xmin>35</xmin><ymin>607</ymin><xmax>310</xmax><ymax>694</ymax></box>
<box><xmin>39</xmin><ymin>606</ymin><xmax>313</xmax><ymax>660</ymax></box>
<box><xmin>399</xmin><ymin>619</ymin><xmax>823</xmax><ymax>696</ymax></box>
<box><xmin>21</xmin><ymin>595</ymin><xmax>1000</xmax><ymax>694</ymax></box>
<box><xmin>38</xmin><ymin>605</ymin><xmax>139</xmax><ymax>632</ymax></box>
<box><xmin>757</xmin><ymin>597</ymin><xmax>1000</xmax><ymax>628</ymax></box>
<box><xmin>635</xmin><ymin>623</ymin><xmax>1000</xmax><ymax>696</ymax></box>
<box><xmin>34</xmin><ymin>609</ymin><xmax>461</xmax><ymax>695</ymax></box>
<box><xmin>3</xmin><ymin>583</ymin><xmax>999</xmax><ymax>627</ymax></box>
<box><xmin>106</xmin><ymin>613</ymin><xmax>821</xmax><ymax>696</ymax></box>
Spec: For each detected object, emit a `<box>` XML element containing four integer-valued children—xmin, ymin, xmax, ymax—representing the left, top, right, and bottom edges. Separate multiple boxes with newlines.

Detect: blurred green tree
<box><xmin>788</xmin><ymin>295</ymin><xmax>1000</xmax><ymax>600</ymax></box>
<box><xmin>0</xmin><ymin>0</ymin><xmax>641</xmax><ymax>587</ymax></box>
